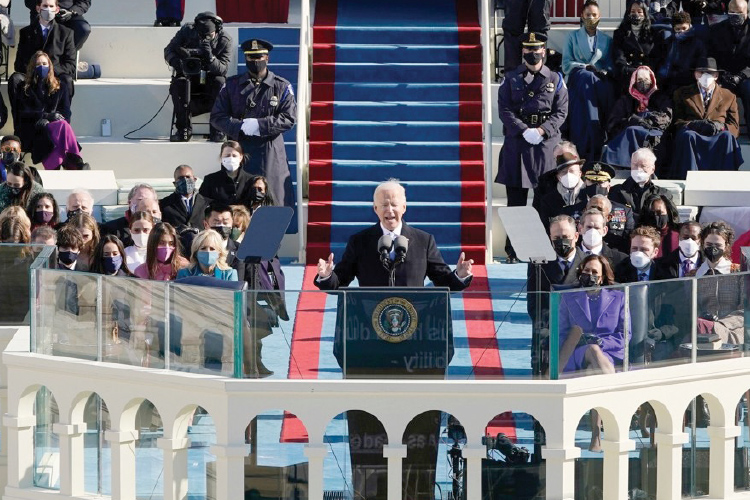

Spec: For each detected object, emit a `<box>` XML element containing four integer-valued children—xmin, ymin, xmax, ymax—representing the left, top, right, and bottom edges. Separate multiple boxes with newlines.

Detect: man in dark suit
<box><xmin>609</xmin><ymin>148</ymin><xmax>672</xmax><ymax>224</ymax></box>
<box><xmin>10</xmin><ymin>0</ymin><xmax>76</xmax><ymax>121</ymax></box>
<box><xmin>101</xmin><ymin>184</ymin><xmax>158</xmax><ymax>248</ymax></box>
<box><xmin>24</xmin><ymin>0</ymin><xmax>91</xmax><ymax>50</ymax></box>
<box><xmin>160</xmin><ymin>165</ymin><xmax>208</xmax><ymax>231</ymax></box>
<box><xmin>314</xmin><ymin>180</ymin><xmax>472</xmax><ymax>500</ymax></box>
<box><xmin>578</xmin><ymin>208</ymin><xmax>627</xmax><ymax>268</ymax></box>
<box><xmin>653</xmin><ymin>220</ymin><xmax>703</xmax><ymax>279</ymax></box>
<box><xmin>538</xmin><ymin>152</ymin><xmax>587</xmax><ymax>231</ymax></box>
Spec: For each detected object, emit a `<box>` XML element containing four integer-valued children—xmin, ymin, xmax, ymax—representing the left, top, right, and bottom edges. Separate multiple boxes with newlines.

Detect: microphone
<box><xmin>377</xmin><ymin>234</ymin><xmax>393</xmax><ymax>268</ymax></box>
<box><xmin>394</xmin><ymin>235</ymin><xmax>408</xmax><ymax>264</ymax></box>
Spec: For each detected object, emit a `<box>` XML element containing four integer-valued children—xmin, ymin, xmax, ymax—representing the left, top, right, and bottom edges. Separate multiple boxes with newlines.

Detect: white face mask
<box><xmin>132</xmin><ymin>232</ymin><xmax>149</xmax><ymax>249</ymax></box>
<box><xmin>40</xmin><ymin>7</ymin><xmax>56</xmax><ymax>22</ymax></box>
<box><xmin>630</xmin><ymin>250</ymin><xmax>651</xmax><ymax>269</ymax></box>
<box><xmin>559</xmin><ymin>172</ymin><xmax>580</xmax><ymax>190</ymax></box>
<box><xmin>631</xmin><ymin>169</ymin><xmax>650</xmax><ymax>184</ymax></box>
<box><xmin>698</xmin><ymin>73</ymin><xmax>716</xmax><ymax>89</ymax></box>
<box><xmin>582</xmin><ymin>228</ymin><xmax>603</xmax><ymax>248</ymax></box>
<box><xmin>222</xmin><ymin>156</ymin><xmax>241</xmax><ymax>172</ymax></box>
<box><xmin>679</xmin><ymin>238</ymin><xmax>700</xmax><ymax>257</ymax></box>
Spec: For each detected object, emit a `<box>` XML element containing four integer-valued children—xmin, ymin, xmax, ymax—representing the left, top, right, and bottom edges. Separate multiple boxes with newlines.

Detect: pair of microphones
<box><xmin>378</xmin><ymin>234</ymin><xmax>408</xmax><ymax>268</ymax></box>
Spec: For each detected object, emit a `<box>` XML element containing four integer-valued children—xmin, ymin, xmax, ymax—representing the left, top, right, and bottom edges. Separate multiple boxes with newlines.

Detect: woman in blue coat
<box><xmin>562</xmin><ymin>0</ymin><xmax>615</xmax><ymax>161</ymax></box>
<box><xmin>176</xmin><ymin>229</ymin><xmax>238</xmax><ymax>281</ymax></box>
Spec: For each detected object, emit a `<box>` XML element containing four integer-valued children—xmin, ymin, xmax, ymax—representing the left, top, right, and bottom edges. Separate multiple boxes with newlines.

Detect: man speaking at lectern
<box><xmin>313</xmin><ymin>179</ymin><xmax>474</xmax><ymax>290</ymax></box>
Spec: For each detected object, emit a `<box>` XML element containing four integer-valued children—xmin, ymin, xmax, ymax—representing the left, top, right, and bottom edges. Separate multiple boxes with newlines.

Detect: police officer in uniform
<box><xmin>210</xmin><ymin>38</ymin><xmax>297</xmax><ymax>210</ymax></box>
<box><xmin>165</xmin><ymin>12</ymin><xmax>232</xmax><ymax>143</ymax></box>
<box><xmin>495</xmin><ymin>32</ymin><xmax>568</xmax><ymax>263</ymax></box>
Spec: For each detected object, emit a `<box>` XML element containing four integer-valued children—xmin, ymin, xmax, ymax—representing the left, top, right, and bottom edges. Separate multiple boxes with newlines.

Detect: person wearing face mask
<box><xmin>562</xmin><ymin>0</ymin><xmax>615</xmax><ymax>161</ymax></box>
<box><xmin>689</xmin><ymin>221</ymin><xmax>744</xmax><ymax>344</ymax></box>
<box><xmin>133</xmin><ymin>222</ymin><xmax>189</xmax><ymax>281</ymax></box>
<box><xmin>199</xmin><ymin>141</ymin><xmax>254</xmax><ymax>207</ymax></box>
<box><xmin>579</xmin><ymin>193</ymin><xmax>635</xmax><ymax>253</ymax></box>
<box><xmin>176</xmin><ymin>229</ymin><xmax>237</xmax><ymax>280</ymax></box>
<box><xmin>654</xmin><ymin>12</ymin><xmax>707</xmax><ymax>95</ymax></box>
<box><xmin>26</xmin><ymin>192</ymin><xmax>59</xmax><ymax>231</ymax></box>
<box><xmin>164</xmin><ymin>12</ymin><xmax>232</xmax><ymax>142</ymax></box>
<box><xmin>654</xmin><ymin>220</ymin><xmax>703</xmax><ymax>278</ymax></box>
<box><xmin>102</xmin><ymin>184</ymin><xmax>158</xmax><ymax>249</ymax></box>
<box><xmin>160</xmin><ymin>165</ymin><xmax>208</xmax><ymax>231</ymax></box>
<box><xmin>614</xmin><ymin>225</ymin><xmax>663</xmax><ymax>283</ymax></box>
<box><xmin>245</xmin><ymin>175</ymin><xmax>275</xmax><ymax>215</ymax></box>
<box><xmin>577</xmin><ymin>208</ymin><xmax>628</xmax><ymax>268</ymax></box>
<box><xmin>639</xmin><ymin>194</ymin><xmax>680</xmax><ymax>257</ymax></box>
<box><xmin>496</xmin><ymin>32</ymin><xmax>568</xmax><ymax>263</ymax></box>
<box><xmin>602</xmin><ymin>66</ymin><xmax>672</xmax><ymax>169</ymax></box>
<box><xmin>538</xmin><ymin>152</ymin><xmax>587</xmax><ymax>231</ymax></box>
<box><xmin>210</xmin><ymin>38</ymin><xmax>297</xmax><ymax>212</ymax></box>
<box><xmin>609</xmin><ymin>148</ymin><xmax>672</xmax><ymax>225</ymax></box>
<box><xmin>24</xmin><ymin>0</ymin><xmax>90</xmax><ymax>51</ymax></box>
<box><xmin>709</xmin><ymin>0</ymin><xmax>750</xmax><ymax>140</ymax></box>
<box><xmin>55</xmin><ymin>224</ymin><xmax>85</xmax><ymax>271</ymax></box>
<box><xmin>0</xmin><ymin>162</ymin><xmax>44</xmax><ymax>214</ymax></box>
<box><xmin>0</xmin><ymin>135</ymin><xmax>23</xmax><ymax>183</ymax></box>
<box><xmin>90</xmin><ymin>235</ymin><xmax>133</xmax><ymax>277</ymax></box>
<box><xmin>612</xmin><ymin>1</ymin><xmax>657</xmax><ymax>90</ymax></box>
<box><xmin>124</xmin><ymin>211</ymin><xmax>154</xmax><ymax>271</ymax></box>
<box><xmin>670</xmin><ymin>57</ymin><xmax>742</xmax><ymax>179</ymax></box>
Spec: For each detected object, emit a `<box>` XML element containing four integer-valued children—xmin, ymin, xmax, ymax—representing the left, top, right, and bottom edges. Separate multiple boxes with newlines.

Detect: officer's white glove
<box><xmin>522</xmin><ymin>128</ymin><xmax>543</xmax><ymax>145</ymax></box>
<box><xmin>241</xmin><ymin>118</ymin><xmax>260</xmax><ymax>136</ymax></box>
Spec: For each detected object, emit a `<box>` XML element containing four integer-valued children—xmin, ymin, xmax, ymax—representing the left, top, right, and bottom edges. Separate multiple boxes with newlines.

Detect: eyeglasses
<box><xmin>0</xmin><ymin>146</ymin><xmax>19</xmax><ymax>153</ymax></box>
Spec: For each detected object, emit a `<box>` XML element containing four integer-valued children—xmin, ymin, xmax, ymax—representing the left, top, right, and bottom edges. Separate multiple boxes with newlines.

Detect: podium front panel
<box><xmin>338</xmin><ymin>288</ymin><xmax>451</xmax><ymax>379</ymax></box>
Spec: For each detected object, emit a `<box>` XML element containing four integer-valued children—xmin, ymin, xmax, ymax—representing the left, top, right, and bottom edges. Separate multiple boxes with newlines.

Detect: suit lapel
<box><xmin>706</xmin><ymin>87</ymin><xmax>723</xmax><ymax>117</ymax></box>
<box><xmin>576</xmin><ymin>29</ymin><xmax>592</xmax><ymax>63</ymax></box>
<box><xmin>571</xmin><ymin>292</ymin><xmax>593</xmax><ymax>330</ymax></box>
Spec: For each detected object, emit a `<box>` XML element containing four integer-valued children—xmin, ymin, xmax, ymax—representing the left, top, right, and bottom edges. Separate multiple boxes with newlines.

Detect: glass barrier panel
<box><xmin>0</xmin><ymin>243</ymin><xmax>52</xmax><ymax>326</ymax></box>
<box><xmin>735</xmin><ymin>391</ymin><xmax>750</xmax><ymax>492</ymax></box>
<box><xmin>169</xmin><ymin>282</ymin><xmax>238</xmax><ymax>376</ymax></box>
<box><xmin>34</xmin><ymin>269</ymin><xmax>100</xmax><ymax>360</ymax></box>
<box><xmin>342</xmin><ymin>288</ymin><xmax>450</xmax><ymax>379</ymax></box>
<box><xmin>33</xmin><ymin>386</ymin><xmax>60</xmax><ymax>490</ymax></box>
<box><xmin>243</xmin><ymin>288</ymin><xmax>344</xmax><ymax>380</ymax></box>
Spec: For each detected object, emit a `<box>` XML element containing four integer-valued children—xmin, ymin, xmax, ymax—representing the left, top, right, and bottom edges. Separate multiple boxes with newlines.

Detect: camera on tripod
<box><xmin>181</xmin><ymin>55</ymin><xmax>203</xmax><ymax>76</ymax></box>
<box><xmin>485</xmin><ymin>433</ymin><xmax>530</xmax><ymax>465</ymax></box>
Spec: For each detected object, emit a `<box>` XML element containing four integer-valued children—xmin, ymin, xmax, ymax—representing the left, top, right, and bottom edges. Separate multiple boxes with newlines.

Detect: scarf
<box><xmin>628</xmin><ymin>65</ymin><xmax>657</xmax><ymax>113</ymax></box>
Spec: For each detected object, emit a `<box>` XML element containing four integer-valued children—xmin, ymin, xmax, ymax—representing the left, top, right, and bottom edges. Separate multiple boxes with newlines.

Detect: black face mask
<box><xmin>729</xmin><ymin>13</ymin><xmax>746</xmax><ymax>26</ymax></box>
<box><xmin>584</xmin><ymin>183</ymin><xmax>608</xmax><ymax>198</ymax></box>
<box><xmin>9</xmin><ymin>186</ymin><xmax>21</xmax><ymax>196</ymax></box>
<box><xmin>212</xmin><ymin>225</ymin><xmax>232</xmax><ymax>240</ymax></box>
<box><xmin>523</xmin><ymin>51</ymin><xmax>543</xmax><ymax>66</ymax></box>
<box><xmin>66</xmin><ymin>208</ymin><xmax>82</xmax><ymax>221</ymax></box>
<box><xmin>250</xmin><ymin>187</ymin><xmax>266</xmax><ymax>204</ymax></box>
<box><xmin>703</xmin><ymin>245</ymin><xmax>723</xmax><ymax>263</ymax></box>
<box><xmin>2</xmin><ymin>151</ymin><xmax>19</xmax><ymax>165</ymax></box>
<box><xmin>634</xmin><ymin>81</ymin><xmax>651</xmax><ymax>93</ymax></box>
<box><xmin>579</xmin><ymin>273</ymin><xmax>600</xmax><ymax>288</ymax></box>
<box><xmin>58</xmin><ymin>250</ymin><xmax>78</xmax><ymax>266</ymax></box>
<box><xmin>247</xmin><ymin>59</ymin><xmax>267</xmax><ymax>76</ymax></box>
<box><xmin>650</xmin><ymin>213</ymin><xmax>668</xmax><ymax>229</ymax></box>
<box><xmin>629</xmin><ymin>14</ymin><xmax>644</xmax><ymax>25</ymax></box>
<box><xmin>552</xmin><ymin>237</ymin><xmax>574</xmax><ymax>258</ymax></box>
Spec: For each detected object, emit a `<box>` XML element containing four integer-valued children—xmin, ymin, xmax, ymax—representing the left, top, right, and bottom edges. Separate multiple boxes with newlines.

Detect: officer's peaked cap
<box><xmin>242</xmin><ymin>39</ymin><xmax>274</xmax><ymax>56</ymax></box>
<box><xmin>522</xmin><ymin>32</ymin><xmax>547</xmax><ymax>47</ymax></box>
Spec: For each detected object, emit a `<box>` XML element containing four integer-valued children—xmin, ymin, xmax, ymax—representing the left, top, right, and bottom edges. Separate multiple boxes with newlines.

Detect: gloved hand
<box><xmin>628</xmin><ymin>115</ymin><xmax>650</xmax><ymax>128</ymax></box>
<box><xmin>522</xmin><ymin>127</ymin><xmax>543</xmax><ymax>145</ymax></box>
<box><xmin>44</xmin><ymin>112</ymin><xmax>65</xmax><ymax>122</ymax></box>
<box><xmin>721</xmin><ymin>72</ymin><xmax>743</xmax><ymax>90</ymax></box>
<box><xmin>241</xmin><ymin>118</ymin><xmax>260</xmax><ymax>136</ymax></box>
<box><xmin>56</xmin><ymin>8</ymin><xmax>74</xmax><ymax>22</ymax></box>
<box><xmin>585</xmin><ymin>65</ymin><xmax>607</xmax><ymax>79</ymax></box>
<box><xmin>686</xmin><ymin>120</ymin><xmax>715</xmax><ymax>136</ymax></box>
<box><xmin>35</xmin><ymin>118</ymin><xmax>49</xmax><ymax>130</ymax></box>
<box><xmin>177</xmin><ymin>47</ymin><xmax>191</xmax><ymax>59</ymax></box>
<box><xmin>199</xmin><ymin>39</ymin><xmax>212</xmax><ymax>61</ymax></box>
<box><xmin>708</xmin><ymin>120</ymin><xmax>725</xmax><ymax>134</ymax></box>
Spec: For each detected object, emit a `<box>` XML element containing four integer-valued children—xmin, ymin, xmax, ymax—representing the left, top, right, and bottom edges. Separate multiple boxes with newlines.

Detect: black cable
<box><xmin>124</xmin><ymin>90</ymin><xmax>171</xmax><ymax>141</ymax></box>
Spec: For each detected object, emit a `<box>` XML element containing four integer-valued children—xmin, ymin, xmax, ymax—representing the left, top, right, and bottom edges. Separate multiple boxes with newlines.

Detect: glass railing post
<box><xmin>164</xmin><ymin>283</ymin><xmax>171</xmax><ymax>371</ymax></box>
<box><xmin>233</xmin><ymin>290</ymin><xmax>245</xmax><ymax>379</ymax></box>
<box><xmin>691</xmin><ymin>276</ymin><xmax>698</xmax><ymax>364</ymax></box>
<box><xmin>96</xmin><ymin>276</ymin><xmax>103</xmax><ymax>362</ymax></box>
<box><xmin>623</xmin><ymin>285</ymin><xmax>630</xmax><ymax>372</ymax></box>
<box><xmin>29</xmin><ymin>266</ymin><xmax>37</xmax><ymax>352</ymax></box>
<box><xmin>549</xmin><ymin>291</ymin><xmax>559</xmax><ymax>380</ymax></box>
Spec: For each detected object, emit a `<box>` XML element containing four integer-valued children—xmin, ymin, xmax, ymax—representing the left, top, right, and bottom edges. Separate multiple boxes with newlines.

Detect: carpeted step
<box><xmin>310</xmin><ymin>120</ymin><xmax>482</xmax><ymax>142</ymax></box>
<box><xmin>313</xmin><ymin>43</ymin><xmax>481</xmax><ymax>64</ymax></box>
<box><xmin>313</xmin><ymin>62</ymin><xmax>482</xmax><ymax>83</ymax></box>
<box><xmin>309</xmin><ymin>201</ymin><xmax>485</xmax><ymax>223</ymax></box>
<box><xmin>309</xmin><ymin>140</ymin><xmax>483</xmax><ymax>161</ymax></box>
<box><xmin>310</xmin><ymin>82</ymin><xmax>482</xmax><ymax>102</ymax></box>
<box><xmin>309</xmin><ymin>159</ymin><xmax>485</xmax><ymax>181</ymax></box>
<box><xmin>314</xmin><ymin>25</ymin><xmax>479</xmax><ymax>46</ymax></box>
<box><xmin>310</xmin><ymin>101</ymin><xmax>481</xmax><ymax>121</ymax></box>
<box><xmin>309</xmin><ymin>180</ymin><xmax>485</xmax><ymax>201</ymax></box>
<box><xmin>309</xmin><ymin>221</ymin><xmax>486</xmax><ymax>245</ymax></box>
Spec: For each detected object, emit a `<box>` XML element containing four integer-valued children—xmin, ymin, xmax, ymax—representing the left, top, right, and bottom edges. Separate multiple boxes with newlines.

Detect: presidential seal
<box><xmin>372</xmin><ymin>297</ymin><xmax>418</xmax><ymax>343</ymax></box>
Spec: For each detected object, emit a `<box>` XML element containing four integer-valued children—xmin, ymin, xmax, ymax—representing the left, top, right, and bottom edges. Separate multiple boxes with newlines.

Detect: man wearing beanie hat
<box><xmin>164</xmin><ymin>11</ymin><xmax>232</xmax><ymax>142</ymax></box>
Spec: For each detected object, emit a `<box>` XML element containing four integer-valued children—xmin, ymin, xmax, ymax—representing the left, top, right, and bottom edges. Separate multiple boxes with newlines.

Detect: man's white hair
<box><xmin>373</xmin><ymin>178</ymin><xmax>406</xmax><ymax>203</ymax></box>
<box><xmin>67</xmin><ymin>188</ymin><xmax>93</xmax><ymax>205</ymax></box>
<box><xmin>631</xmin><ymin>147</ymin><xmax>656</xmax><ymax>167</ymax></box>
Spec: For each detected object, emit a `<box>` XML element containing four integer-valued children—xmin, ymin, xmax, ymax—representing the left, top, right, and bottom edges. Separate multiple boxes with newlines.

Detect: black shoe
<box><xmin>154</xmin><ymin>19</ymin><xmax>166</xmax><ymax>26</ymax></box>
<box><xmin>170</xmin><ymin>128</ymin><xmax>191</xmax><ymax>142</ymax></box>
<box><xmin>506</xmin><ymin>255</ymin><xmax>520</xmax><ymax>264</ymax></box>
<box><xmin>208</xmin><ymin>130</ymin><xmax>225</xmax><ymax>143</ymax></box>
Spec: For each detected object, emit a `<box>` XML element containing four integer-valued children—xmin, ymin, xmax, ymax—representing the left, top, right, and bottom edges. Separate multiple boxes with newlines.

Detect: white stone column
<box><xmin>53</xmin><ymin>422</ymin><xmax>87</xmax><ymax>497</ymax></box>
<box><xmin>602</xmin><ymin>438</ymin><xmax>635</xmax><ymax>500</ymax></box>
<box><xmin>3</xmin><ymin>415</ymin><xmax>36</xmax><ymax>489</ymax></box>
<box><xmin>655</xmin><ymin>431</ymin><xmax>689</xmax><ymax>500</ymax></box>
<box><xmin>209</xmin><ymin>444</ymin><xmax>247</xmax><ymax>500</ymax></box>
<box><xmin>462</xmin><ymin>446</ymin><xmax>487</xmax><ymax>500</ymax></box>
<box><xmin>707</xmin><ymin>425</ymin><xmax>741</xmax><ymax>498</ymax></box>
<box><xmin>304</xmin><ymin>444</ymin><xmax>327</xmax><ymax>500</ymax></box>
<box><xmin>106</xmin><ymin>429</ymin><xmax>139</xmax><ymax>500</ymax></box>
<box><xmin>382</xmin><ymin>444</ymin><xmax>406</xmax><ymax>500</ymax></box>
<box><xmin>157</xmin><ymin>437</ymin><xmax>191</xmax><ymax>500</ymax></box>
<box><xmin>542</xmin><ymin>446</ymin><xmax>581</xmax><ymax>500</ymax></box>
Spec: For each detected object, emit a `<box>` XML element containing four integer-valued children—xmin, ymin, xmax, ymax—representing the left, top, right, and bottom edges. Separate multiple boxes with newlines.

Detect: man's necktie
<box><xmin>681</xmin><ymin>260</ymin><xmax>692</xmax><ymax>276</ymax></box>
<box><xmin>184</xmin><ymin>198</ymin><xmax>191</xmax><ymax>215</ymax></box>
<box><xmin>638</xmin><ymin>271</ymin><xmax>648</xmax><ymax>282</ymax></box>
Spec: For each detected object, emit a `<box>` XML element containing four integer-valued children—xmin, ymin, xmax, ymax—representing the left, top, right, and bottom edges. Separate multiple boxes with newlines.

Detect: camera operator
<box><xmin>164</xmin><ymin>11</ymin><xmax>231</xmax><ymax>143</ymax></box>
<box><xmin>24</xmin><ymin>0</ymin><xmax>90</xmax><ymax>50</ymax></box>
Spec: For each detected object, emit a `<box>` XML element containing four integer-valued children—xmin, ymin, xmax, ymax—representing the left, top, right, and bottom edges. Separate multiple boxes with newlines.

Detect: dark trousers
<box><xmin>502</xmin><ymin>0</ymin><xmax>551</xmax><ymax>70</ymax></box>
<box><xmin>169</xmin><ymin>73</ymin><xmax>225</xmax><ymax>133</ymax></box>
<box><xmin>504</xmin><ymin>186</ymin><xmax>530</xmax><ymax>258</ymax></box>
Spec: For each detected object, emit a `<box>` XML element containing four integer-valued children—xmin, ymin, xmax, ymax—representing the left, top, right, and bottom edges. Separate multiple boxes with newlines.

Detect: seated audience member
<box><xmin>231</xmin><ymin>204</ymin><xmax>250</xmax><ymax>242</ymax></box>
<box><xmin>176</xmin><ymin>229</ymin><xmax>238</xmax><ymax>280</ymax></box>
<box><xmin>666</xmin><ymin>0</ymin><xmax>728</xmax><ymax>26</ymax></box>
<box><xmin>732</xmin><ymin>226</ymin><xmax>750</xmax><ymax>263</ymax></box>
<box><xmin>160</xmin><ymin>165</ymin><xmax>207</xmax><ymax>231</ymax></box>
<box><xmin>101</xmin><ymin>184</ymin><xmax>158</xmax><ymax>247</ymax></box>
<box><xmin>614</xmin><ymin>225</ymin><xmax>662</xmax><ymax>282</ymax></box>
<box><xmin>562</xmin><ymin>0</ymin><xmax>615</xmax><ymax>161</ymax></box>
<box><xmin>691</xmin><ymin>221</ymin><xmax>744</xmax><ymax>344</ymax></box>
<box><xmin>10</xmin><ymin>0</ymin><xmax>76</xmax><ymax>122</ymax></box>
<box><xmin>15</xmin><ymin>51</ymin><xmax>85</xmax><ymax>170</ymax></box>
<box><xmin>0</xmin><ymin>213</ymin><xmax>31</xmax><ymax>243</ymax></box>
<box><xmin>89</xmin><ymin>235</ymin><xmax>133</xmax><ymax>277</ymax></box>
<box><xmin>654</xmin><ymin>12</ymin><xmax>707</xmax><ymax>95</ymax></box>
<box><xmin>578</xmin><ymin>208</ymin><xmax>628</xmax><ymax>267</ymax></box>
<box><xmin>245</xmin><ymin>175</ymin><xmax>275</xmax><ymax>215</ymax></box>
<box><xmin>64</xmin><ymin>188</ymin><xmax>94</xmax><ymax>218</ymax></box>
<box><xmin>0</xmin><ymin>135</ymin><xmax>23</xmax><ymax>183</ymax></box>
<box><xmin>670</xmin><ymin>57</ymin><xmax>742</xmax><ymax>179</ymax></box>
<box><xmin>124</xmin><ymin>211</ymin><xmax>153</xmax><ymax>270</ymax></box>
<box><xmin>135</xmin><ymin>198</ymin><xmax>162</xmax><ymax>223</ymax></box>
<box><xmin>585</xmin><ymin>194</ymin><xmax>634</xmax><ymax>253</ymax></box>
<box><xmin>55</xmin><ymin>224</ymin><xmax>85</xmax><ymax>270</ymax></box>
<box><xmin>0</xmin><ymin>162</ymin><xmax>44</xmax><ymax>213</ymax></box>
<box><xmin>198</xmin><ymin>141</ymin><xmax>253</xmax><ymax>206</ymax></box>
<box><xmin>609</xmin><ymin>147</ymin><xmax>671</xmax><ymax>225</ymax></box>
<box><xmin>0</xmin><ymin>205</ymin><xmax>32</xmax><ymax>229</ymax></box>
<box><xmin>654</xmin><ymin>220</ymin><xmax>702</xmax><ymax>278</ymax></box>
<box><xmin>133</xmin><ymin>222</ymin><xmax>189</xmax><ymax>281</ymax></box>
<box><xmin>709</xmin><ymin>0</ymin><xmax>750</xmax><ymax>140</ymax></box>
<box><xmin>612</xmin><ymin>1</ymin><xmax>657</xmax><ymax>90</ymax></box>
<box><xmin>24</xmin><ymin>0</ymin><xmax>91</xmax><ymax>50</ymax></box>
<box><xmin>31</xmin><ymin>225</ymin><xmax>57</xmax><ymax>246</ymax></box>
<box><xmin>66</xmin><ymin>211</ymin><xmax>98</xmax><ymax>269</ymax></box>
<box><xmin>602</xmin><ymin>66</ymin><xmax>672</xmax><ymax>167</ymax></box>
<box><xmin>539</xmin><ymin>152</ymin><xmax>587</xmax><ymax>231</ymax></box>
<box><xmin>639</xmin><ymin>194</ymin><xmax>680</xmax><ymax>257</ymax></box>
<box><xmin>27</xmin><ymin>192</ymin><xmax>59</xmax><ymax>231</ymax></box>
